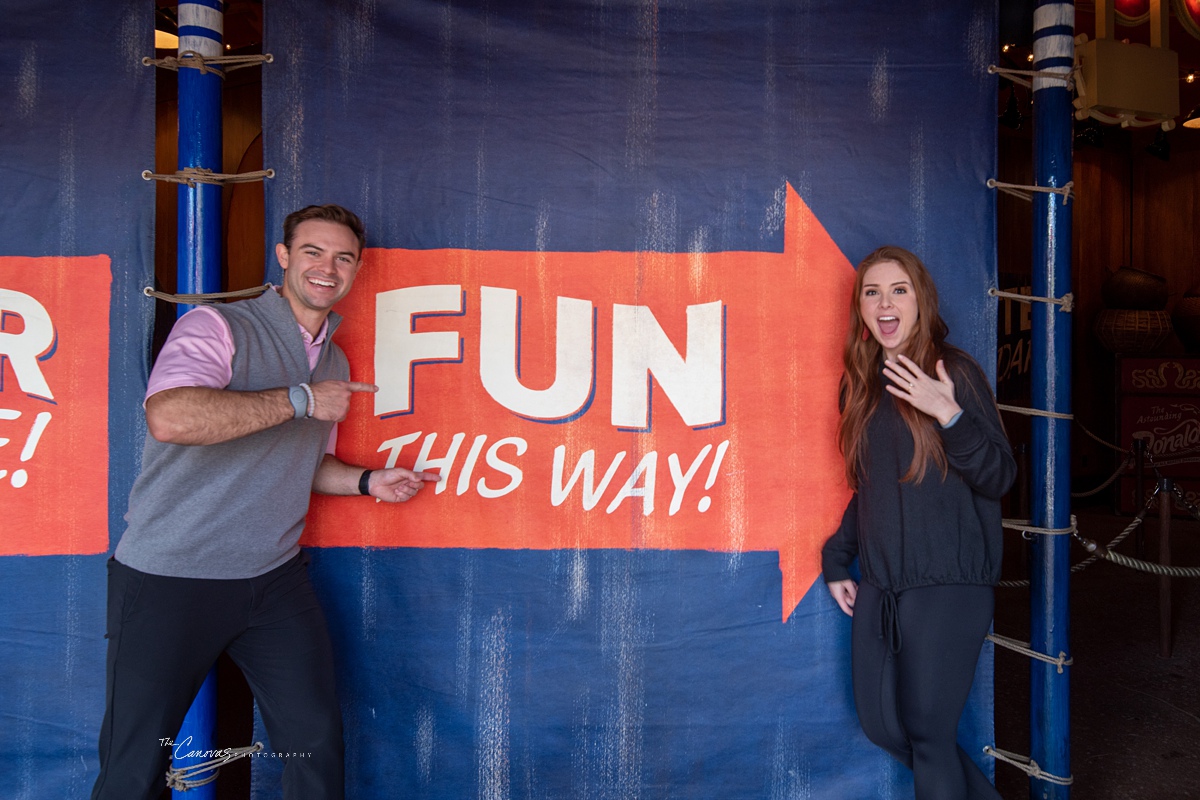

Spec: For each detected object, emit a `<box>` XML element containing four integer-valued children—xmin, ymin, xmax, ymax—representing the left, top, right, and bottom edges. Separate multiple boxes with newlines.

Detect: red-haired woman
<box><xmin>822</xmin><ymin>245</ymin><xmax>1014</xmax><ymax>799</ymax></box>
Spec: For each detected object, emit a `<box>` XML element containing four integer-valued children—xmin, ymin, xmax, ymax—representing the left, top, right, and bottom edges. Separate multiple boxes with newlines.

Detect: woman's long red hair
<box><xmin>837</xmin><ymin>246</ymin><xmax>953</xmax><ymax>489</ymax></box>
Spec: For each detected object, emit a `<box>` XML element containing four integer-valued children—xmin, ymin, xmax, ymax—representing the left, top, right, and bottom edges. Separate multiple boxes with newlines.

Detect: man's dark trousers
<box><xmin>91</xmin><ymin>551</ymin><xmax>344</xmax><ymax>800</ymax></box>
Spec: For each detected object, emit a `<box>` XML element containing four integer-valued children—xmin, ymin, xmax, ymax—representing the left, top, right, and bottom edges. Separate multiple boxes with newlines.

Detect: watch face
<box><xmin>290</xmin><ymin>386</ymin><xmax>307</xmax><ymax>416</ymax></box>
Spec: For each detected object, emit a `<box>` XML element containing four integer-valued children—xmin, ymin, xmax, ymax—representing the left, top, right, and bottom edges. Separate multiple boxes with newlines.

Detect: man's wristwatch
<box><xmin>288</xmin><ymin>385</ymin><xmax>308</xmax><ymax>419</ymax></box>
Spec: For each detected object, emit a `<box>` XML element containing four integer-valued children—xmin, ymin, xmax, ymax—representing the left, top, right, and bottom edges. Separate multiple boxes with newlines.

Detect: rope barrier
<box><xmin>1080</xmin><ymin>545</ymin><xmax>1200</xmax><ymax>578</ymax></box>
<box><xmin>987</xmin><ymin>633</ymin><xmax>1073</xmax><ymax>673</ymax></box>
<box><xmin>986</xmin><ymin>178</ymin><xmax>1074</xmax><ymax>206</ymax></box>
<box><xmin>988</xmin><ymin>287</ymin><xmax>1074</xmax><ymax>313</ymax></box>
<box><xmin>144</xmin><ymin>285</ymin><xmax>271</xmax><ymax>305</ymax></box>
<box><xmin>142</xmin><ymin>168</ymin><xmax>275</xmax><ymax>188</ymax></box>
<box><xmin>983</xmin><ymin>746</ymin><xmax>1074</xmax><ymax>786</ymax></box>
<box><xmin>164</xmin><ymin>742</ymin><xmax>264</xmax><ymax>791</ymax></box>
<box><xmin>996</xmin><ymin>405</ymin><xmax>1132</xmax><ymax>495</ymax></box>
<box><xmin>987</xmin><ymin>64</ymin><xmax>1075</xmax><ymax>90</ymax></box>
<box><xmin>994</xmin><ymin>485</ymin><xmax>1200</xmax><ymax>579</ymax></box>
<box><xmin>1075</xmin><ymin>420</ymin><xmax>1131</xmax><ymax>454</ymax></box>
<box><xmin>1071</xmin><ymin>454</ymin><xmax>1133</xmax><ymax>499</ymax></box>
<box><xmin>142</xmin><ymin>51</ymin><xmax>273</xmax><ymax>77</ymax></box>
<box><xmin>997</xmin><ymin>492</ymin><xmax>1159</xmax><ymax>588</ymax></box>
<box><xmin>1068</xmin><ymin>494</ymin><xmax>1157</xmax><ymax>572</ymax></box>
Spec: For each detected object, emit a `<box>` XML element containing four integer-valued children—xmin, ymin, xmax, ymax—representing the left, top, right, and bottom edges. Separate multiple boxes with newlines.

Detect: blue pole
<box><xmin>173</xmin><ymin>2</ymin><xmax>224</xmax><ymax>798</ymax></box>
<box><xmin>1029</xmin><ymin>2</ymin><xmax>1073</xmax><ymax>798</ymax></box>
<box><xmin>176</xmin><ymin>0</ymin><xmax>224</xmax><ymax>312</ymax></box>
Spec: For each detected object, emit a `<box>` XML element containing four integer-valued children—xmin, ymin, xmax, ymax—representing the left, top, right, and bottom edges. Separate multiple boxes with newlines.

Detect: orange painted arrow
<box><xmin>306</xmin><ymin>184</ymin><xmax>854</xmax><ymax>619</ymax></box>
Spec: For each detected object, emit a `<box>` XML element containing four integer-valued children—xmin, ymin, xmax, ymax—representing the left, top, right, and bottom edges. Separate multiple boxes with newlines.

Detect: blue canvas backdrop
<box><xmin>0</xmin><ymin>1</ymin><xmax>155</xmax><ymax>798</ymax></box>
<box><xmin>258</xmin><ymin>1</ymin><xmax>999</xmax><ymax>797</ymax></box>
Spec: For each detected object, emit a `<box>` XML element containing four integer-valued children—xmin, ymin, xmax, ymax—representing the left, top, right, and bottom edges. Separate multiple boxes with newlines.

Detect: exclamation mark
<box><xmin>0</xmin><ymin>408</ymin><xmax>20</xmax><ymax>482</ymax></box>
<box><xmin>696</xmin><ymin>439</ymin><xmax>730</xmax><ymax>513</ymax></box>
<box><xmin>10</xmin><ymin>411</ymin><xmax>51</xmax><ymax>488</ymax></box>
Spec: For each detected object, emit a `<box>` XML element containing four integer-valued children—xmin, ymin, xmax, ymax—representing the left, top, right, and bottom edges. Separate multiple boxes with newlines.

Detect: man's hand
<box><xmin>366</xmin><ymin>468</ymin><xmax>442</xmax><ymax>503</ymax></box>
<box><xmin>312</xmin><ymin>454</ymin><xmax>442</xmax><ymax>498</ymax></box>
<box><xmin>308</xmin><ymin>381</ymin><xmax>377</xmax><ymax>422</ymax></box>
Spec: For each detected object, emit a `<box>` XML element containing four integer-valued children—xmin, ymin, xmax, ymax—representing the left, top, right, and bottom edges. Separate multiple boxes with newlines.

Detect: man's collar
<box><xmin>267</xmin><ymin>284</ymin><xmax>333</xmax><ymax>343</ymax></box>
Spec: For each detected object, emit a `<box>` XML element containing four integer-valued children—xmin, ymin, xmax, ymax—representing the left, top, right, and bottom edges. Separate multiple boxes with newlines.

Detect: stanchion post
<box><xmin>1158</xmin><ymin>477</ymin><xmax>1173</xmax><ymax>658</ymax></box>
<box><xmin>1029</xmin><ymin>2</ymin><xmax>1074</xmax><ymax>797</ymax></box>
<box><xmin>1134</xmin><ymin>437</ymin><xmax>1146</xmax><ymax>557</ymax></box>
<box><xmin>171</xmin><ymin>3</ymin><xmax>225</xmax><ymax>799</ymax></box>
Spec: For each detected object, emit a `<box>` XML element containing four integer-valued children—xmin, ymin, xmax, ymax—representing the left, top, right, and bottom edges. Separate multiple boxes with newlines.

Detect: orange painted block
<box><xmin>0</xmin><ymin>256</ymin><xmax>111</xmax><ymax>555</ymax></box>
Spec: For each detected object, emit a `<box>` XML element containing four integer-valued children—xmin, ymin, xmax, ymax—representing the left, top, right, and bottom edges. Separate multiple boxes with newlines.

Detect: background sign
<box><xmin>264</xmin><ymin>1</ymin><xmax>1001</xmax><ymax>797</ymax></box>
<box><xmin>0</xmin><ymin>2</ymin><xmax>153</xmax><ymax>796</ymax></box>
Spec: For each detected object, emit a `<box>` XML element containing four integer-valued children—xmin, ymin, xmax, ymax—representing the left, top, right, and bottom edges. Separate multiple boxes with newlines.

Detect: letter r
<box><xmin>0</xmin><ymin>289</ymin><xmax>55</xmax><ymax>400</ymax></box>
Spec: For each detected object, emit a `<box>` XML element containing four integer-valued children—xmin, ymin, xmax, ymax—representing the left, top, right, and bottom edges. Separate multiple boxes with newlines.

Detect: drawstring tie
<box><xmin>880</xmin><ymin>589</ymin><xmax>902</xmax><ymax>654</ymax></box>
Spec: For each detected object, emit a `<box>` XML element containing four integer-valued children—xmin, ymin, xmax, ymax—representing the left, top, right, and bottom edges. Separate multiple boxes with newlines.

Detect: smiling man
<box><xmin>92</xmin><ymin>205</ymin><xmax>439</xmax><ymax>800</ymax></box>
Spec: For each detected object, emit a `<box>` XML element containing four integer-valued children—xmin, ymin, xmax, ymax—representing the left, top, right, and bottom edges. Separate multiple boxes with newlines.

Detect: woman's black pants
<box><xmin>851</xmin><ymin>581</ymin><xmax>1002</xmax><ymax>800</ymax></box>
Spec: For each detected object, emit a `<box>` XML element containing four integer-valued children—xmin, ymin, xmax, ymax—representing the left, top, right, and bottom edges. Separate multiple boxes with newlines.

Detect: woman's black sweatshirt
<box><xmin>821</xmin><ymin>353</ymin><xmax>1017</xmax><ymax>592</ymax></box>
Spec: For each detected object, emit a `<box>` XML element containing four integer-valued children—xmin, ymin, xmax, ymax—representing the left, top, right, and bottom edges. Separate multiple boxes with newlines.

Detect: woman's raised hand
<box><xmin>882</xmin><ymin>354</ymin><xmax>962</xmax><ymax>427</ymax></box>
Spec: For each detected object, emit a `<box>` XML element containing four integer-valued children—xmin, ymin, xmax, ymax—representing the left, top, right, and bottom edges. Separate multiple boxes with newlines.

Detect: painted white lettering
<box><xmin>0</xmin><ymin>408</ymin><xmax>20</xmax><ymax>448</ymax></box>
<box><xmin>457</xmin><ymin>434</ymin><xmax>488</xmax><ymax>496</ymax></box>
<box><xmin>477</xmin><ymin>437</ymin><xmax>526</xmax><ymax>498</ymax></box>
<box><xmin>551</xmin><ymin>446</ymin><xmax>627</xmax><ymax>510</ymax></box>
<box><xmin>0</xmin><ymin>289</ymin><xmax>55</xmax><ymax>400</ymax></box>
<box><xmin>414</xmin><ymin>432</ymin><xmax>466</xmax><ymax>495</ymax></box>
<box><xmin>611</xmin><ymin>301</ymin><xmax>722</xmax><ymax>428</ymax></box>
<box><xmin>479</xmin><ymin>287</ymin><xmax>594</xmax><ymax>420</ymax></box>
<box><xmin>374</xmin><ymin>285</ymin><xmax>462</xmax><ymax>416</ymax></box>
<box><xmin>605</xmin><ymin>451</ymin><xmax>658</xmax><ymax>515</ymax></box>
<box><xmin>378</xmin><ymin>431</ymin><xmax>422</xmax><ymax>466</ymax></box>
<box><xmin>667</xmin><ymin>444</ymin><xmax>713</xmax><ymax>516</ymax></box>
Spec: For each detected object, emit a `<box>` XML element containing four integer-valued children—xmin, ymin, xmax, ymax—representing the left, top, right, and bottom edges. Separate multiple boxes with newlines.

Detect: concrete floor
<box><xmin>992</xmin><ymin>499</ymin><xmax>1200</xmax><ymax>800</ymax></box>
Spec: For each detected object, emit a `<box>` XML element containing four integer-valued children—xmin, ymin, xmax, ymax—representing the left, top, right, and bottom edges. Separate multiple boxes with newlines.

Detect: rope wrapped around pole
<box><xmin>143</xmin><ymin>285</ymin><xmax>271</xmax><ymax>305</ymax></box>
<box><xmin>164</xmin><ymin>743</ymin><xmax>264</xmax><ymax>791</ymax></box>
<box><xmin>983</xmin><ymin>746</ymin><xmax>1074</xmax><ymax>786</ymax></box>
<box><xmin>987</xmin><ymin>633</ymin><xmax>1073</xmax><ymax>673</ymax></box>
<box><xmin>142</xmin><ymin>51</ymin><xmax>274</xmax><ymax>77</ymax></box>
<box><xmin>142</xmin><ymin>168</ymin><xmax>275</xmax><ymax>187</ymax></box>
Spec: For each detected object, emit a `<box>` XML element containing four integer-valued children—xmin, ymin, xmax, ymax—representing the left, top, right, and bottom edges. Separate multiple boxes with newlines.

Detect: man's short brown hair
<box><xmin>282</xmin><ymin>205</ymin><xmax>366</xmax><ymax>254</ymax></box>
